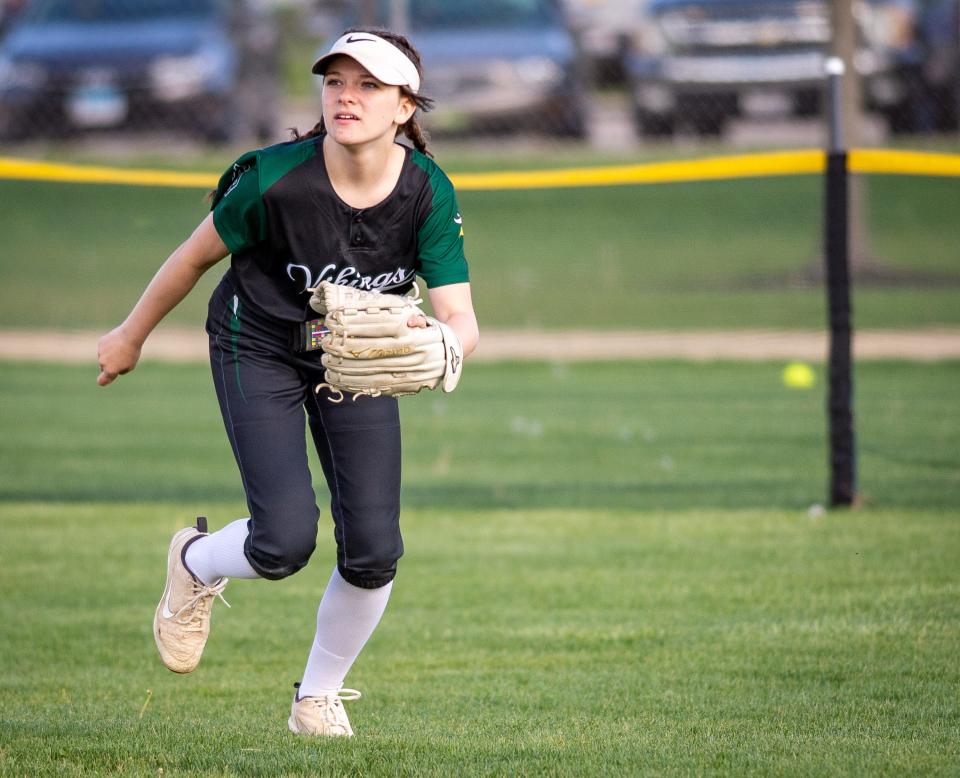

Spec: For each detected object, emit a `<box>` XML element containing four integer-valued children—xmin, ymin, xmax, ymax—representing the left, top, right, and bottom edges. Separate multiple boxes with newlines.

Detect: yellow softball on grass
<box><xmin>782</xmin><ymin>361</ymin><xmax>816</xmax><ymax>389</ymax></box>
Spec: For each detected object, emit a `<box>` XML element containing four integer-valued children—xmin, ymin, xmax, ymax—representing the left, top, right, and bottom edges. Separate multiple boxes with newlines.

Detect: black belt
<box><xmin>291</xmin><ymin>318</ymin><xmax>328</xmax><ymax>352</ymax></box>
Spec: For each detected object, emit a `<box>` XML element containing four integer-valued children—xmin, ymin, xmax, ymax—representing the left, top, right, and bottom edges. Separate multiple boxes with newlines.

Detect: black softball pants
<box><xmin>206</xmin><ymin>284</ymin><xmax>403</xmax><ymax>588</ymax></box>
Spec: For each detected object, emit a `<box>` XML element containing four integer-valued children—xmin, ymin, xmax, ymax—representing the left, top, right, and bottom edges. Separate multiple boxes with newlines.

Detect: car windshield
<box><xmin>22</xmin><ymin>0</ymin><xmax>219</xmax><ymax>23</ymax></box>
<box><xmin>412</xmin><ymin>0</ymin><xmax>555</xmax><ymax>27</ymax></box>
<box><xmin>354</xmin><ymin>0</ymin><xmax>558</xmax><ymax>29</ymax></box>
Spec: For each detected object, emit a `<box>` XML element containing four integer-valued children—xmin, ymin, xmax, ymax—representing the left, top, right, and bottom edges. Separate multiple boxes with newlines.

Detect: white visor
<box><xmin>312</xmin><ymin>33</ymin><xmax>420</xmax><ymax>94</ymax></box>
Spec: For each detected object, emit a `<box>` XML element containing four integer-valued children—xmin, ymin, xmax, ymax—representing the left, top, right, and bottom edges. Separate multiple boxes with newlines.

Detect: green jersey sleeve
<box><xmin>210</xmin><ymin>151</ymin><xmax>266</xmax><ymax>254</ymax></box>
<box><xmin>415</xmin><ymin>160</ymin><xmax>470</xmax><ymax>288</ymax></box>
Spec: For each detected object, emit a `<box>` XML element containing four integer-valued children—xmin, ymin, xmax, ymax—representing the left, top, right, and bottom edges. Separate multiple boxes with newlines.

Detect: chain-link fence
<box><xmin>0</xmin><ymin>0</ymin><xmax>957</xmax><ymax>148</ymax></box>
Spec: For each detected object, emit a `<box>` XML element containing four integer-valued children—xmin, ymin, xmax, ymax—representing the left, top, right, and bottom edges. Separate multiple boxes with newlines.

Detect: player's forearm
<box><xmin>120</xmin><ymin>252</ymin><xmax>210</xmax><ymax>346</ymax></box>
<box><xmin>426</xmin><ymin>283</ymin><xmax>479</xmax><ymax>357</ymax></box>
<box><xmin>442</xmin><ymin>311</ymin><xmax>479</xmax><ymax>358</ymax></box>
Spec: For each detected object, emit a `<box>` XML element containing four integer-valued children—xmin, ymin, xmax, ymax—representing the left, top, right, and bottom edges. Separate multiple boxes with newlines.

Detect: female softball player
<box><xmin>96</xmin><ymin>28</ymin><xmax>479</xmax><ymax>737</ymax></box>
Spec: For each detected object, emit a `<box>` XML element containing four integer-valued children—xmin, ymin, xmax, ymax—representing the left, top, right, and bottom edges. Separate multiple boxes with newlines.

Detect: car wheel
<box><xmin>254</xmin><ymin>121</ymin><xmax>274</xmax><ymax>145</ymax></box>
<box><xmin>553</xmin><ymin>109</ymin><xmax>587</xmax><ymax>139</ymax></box>
<box><xmin>635</xmin><ymin>109</ymin><xmax>675</xmax><ymax>138</ymax></box>
<box><xmin>193</xmin><ymin>96</ymin><xmax>237</xmax><ymax>144</ymax></box>
<box><xmin>687</xmin><ymin>107</ymin><xmax>726</xmax><ymax>137</ymax></box>
<box><xmin>204</xmin><ymin>122</ymin><xmax>235</xmax><ymax>144</ymax></box>
<box><xmin>935</xmin><ymin>97</ymin><xmax>959</xmax><ymax>132</ymax></box>
<box><xmin>0</xmin><ymin>118</ymin><xmax>24</xmax><ymax>142</ymax></box>
<box><xmin>0</xmin><ymin>106</ymin><xmax>37</xmax><ymax>142</ymax></box>
<box><xmin>792</xmin><ymin>90</ymin><xmax>820</xmax><ymax>118</ymax></box>
<box><xmin>252</xmin><ymin>100</ymin><xmax>279</xmax><ymax>144</ymax></box>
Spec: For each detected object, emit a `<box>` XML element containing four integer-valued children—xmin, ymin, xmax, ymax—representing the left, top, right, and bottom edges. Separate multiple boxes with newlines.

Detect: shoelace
<box><xmin>305</xmin><ymin>692</ymin><xmax>360</xmax><ymax>727</ymax></box>
<box><xmin>174</xmin><ymin>577</ymin><xmax>230</xmax><ymax>632</ymax></box>
<box><xmin>293</xmin><ymin>685</ymin><xmax>362</xmax><ymax>731</ymax></box>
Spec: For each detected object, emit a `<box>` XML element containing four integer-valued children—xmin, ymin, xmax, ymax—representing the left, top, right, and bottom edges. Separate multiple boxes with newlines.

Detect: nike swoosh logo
<box><xmin>160</xmin><ymin>589</ymin><xmax>175</xmax><ymax>619</ymax></box>
<box><xmin>346</xmin><ymin>35</ymin><xmax>375</xmax><ymax>43</ymax></box>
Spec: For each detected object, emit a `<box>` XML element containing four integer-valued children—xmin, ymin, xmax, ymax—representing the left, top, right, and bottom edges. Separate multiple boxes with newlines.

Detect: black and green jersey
<box><xmin>210</xmin><ymin>135</ymin><xmax>469</xmax><ymax>323</ymax></box>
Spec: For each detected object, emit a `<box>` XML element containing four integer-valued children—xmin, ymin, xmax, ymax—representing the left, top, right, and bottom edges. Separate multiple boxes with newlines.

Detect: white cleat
<box><xmin>288</xmin><ymin>684</ymin><xmax>361</xmax><ymax>737</ymax></box>
<box><xmin>153</xmin><ymin>516</ymin><xmax>229</xmax><ymax>674</ymax></box>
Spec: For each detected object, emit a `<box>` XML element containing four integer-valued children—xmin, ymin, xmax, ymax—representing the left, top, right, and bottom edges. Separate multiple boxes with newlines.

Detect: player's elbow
<box><xmin>460</xmin><ymin>319</ymin><xmax>480</xmax><ymax>358</ymax></box>
<box><xmin>444</xmin><ymin>312</ymin><xmax>478</xmax><ymax>357</ymax></box>
<box><xmin>182</xmin><ymin>213</ymin><xmax>230</xmax><ymax>273</ymax></box>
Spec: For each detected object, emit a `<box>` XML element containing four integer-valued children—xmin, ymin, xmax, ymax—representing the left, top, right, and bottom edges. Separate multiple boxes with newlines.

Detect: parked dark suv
<box><xmin>0</xmin><ymin>0</ymin><xmax>279</xmax><ymax>143</ymax></box>
<box><xmin>625</xmin><ymin>0</ymin><xmax>959</xmax><ymax>137</ymax></box>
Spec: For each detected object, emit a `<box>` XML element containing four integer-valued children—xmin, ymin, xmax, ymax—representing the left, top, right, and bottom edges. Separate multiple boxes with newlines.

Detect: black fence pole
<box><xmin>824</xmin><ymin>58</ymin><xmax>858</xmax><ymax>506</ymax></box>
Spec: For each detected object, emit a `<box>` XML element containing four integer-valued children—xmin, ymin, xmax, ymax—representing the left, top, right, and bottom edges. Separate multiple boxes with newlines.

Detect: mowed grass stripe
<box><xmin>1</xmin><ymin>360</ymin><xmax>957</xmax><ymax>511</ymax></box>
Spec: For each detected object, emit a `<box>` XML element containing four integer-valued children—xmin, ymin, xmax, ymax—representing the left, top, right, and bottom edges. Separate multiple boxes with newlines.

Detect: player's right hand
<box><xmin>97</xmin><ymin>326</ymin><xmax>142</xmax><ymax>386</ymax></box>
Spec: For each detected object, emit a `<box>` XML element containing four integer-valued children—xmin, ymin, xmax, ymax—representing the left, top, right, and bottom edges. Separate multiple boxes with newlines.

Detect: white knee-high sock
<box><xmin>184</xmin><ymin>518</ymin><xmax>260</xmax><ymax>585</ymax></box>
<box><xmin>298</xmin><ymin>568</ymin><xmax>393</xmax><ymax>697</ymax></box>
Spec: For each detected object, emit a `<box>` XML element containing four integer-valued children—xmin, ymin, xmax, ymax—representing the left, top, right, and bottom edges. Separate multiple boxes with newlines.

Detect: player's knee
<box><xmin>337</xmin><ymin>538</ymin><xmax>403</xmax><ymax>589</ymax></box>
<box><xmin>337</xmin><ymin>560</ymin><xmax>398</xmax><ymax>589</ymax></box>
<box><xmin>245</xmin><ymin>509</ymin><xmax>318</xmax><ymax>580</ymax></box>
<box><xmin>248</xmin><ymin>532</ymin><xmax>316</xmax><ymax>580</ymax></box>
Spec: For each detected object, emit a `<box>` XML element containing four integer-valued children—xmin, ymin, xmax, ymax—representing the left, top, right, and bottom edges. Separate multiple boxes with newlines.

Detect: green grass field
<box><xmin>1</xmin><ymin>360</ymin><xmax>958</xmax><ymax>776</ymax></box>
<box><xmin>1</xmin><ymin>149</ymin><xmax>958</xmax><ymax>774</ymax></box>
<box><xmin>2</xmin><ymin>170</ymin><xmax>959</xmax><ymax>332</ymax></box>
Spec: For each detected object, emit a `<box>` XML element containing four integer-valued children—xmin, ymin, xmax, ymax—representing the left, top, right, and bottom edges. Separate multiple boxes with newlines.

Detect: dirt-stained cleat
<box><xmin>288</xmin><ymin>683</ymin><xmax>361</xmax><ymax>737</ymax></box>
<box><xmin>153</xmin><ymin>516</ymin><xmax>229</xmax><ymax>674</ymax></box>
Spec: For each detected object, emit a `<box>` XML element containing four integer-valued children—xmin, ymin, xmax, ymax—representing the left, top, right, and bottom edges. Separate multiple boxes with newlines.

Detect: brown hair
<box><xmin>291</xmin><ymin>27</ymin><xmax>436</xmax><ymax>156</ymax></box>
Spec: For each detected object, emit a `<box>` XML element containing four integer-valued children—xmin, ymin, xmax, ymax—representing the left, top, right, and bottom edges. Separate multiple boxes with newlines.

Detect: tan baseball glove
<box><xmin>307</xmin><ymin>281</ymin><xmax>464</xmax><ymax>402</ymax></box>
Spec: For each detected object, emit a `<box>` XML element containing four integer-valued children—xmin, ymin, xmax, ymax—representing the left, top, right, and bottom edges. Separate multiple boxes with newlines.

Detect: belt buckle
<box><xmin>300</xmin><ymin>318</ymin><xmax>328</xmax><ymax>352</ymax></box>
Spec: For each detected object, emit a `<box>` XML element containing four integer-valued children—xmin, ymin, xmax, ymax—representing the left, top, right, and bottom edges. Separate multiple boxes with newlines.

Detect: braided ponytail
<box><xmin>401</xmin><ymin>117</ymin><xmax>431</xmax><ymax>156</ymax></box>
